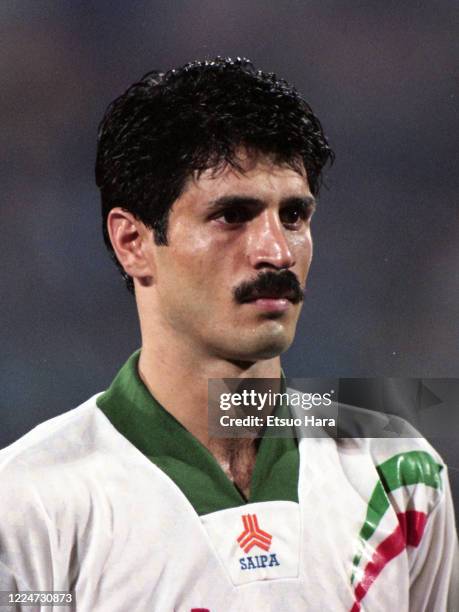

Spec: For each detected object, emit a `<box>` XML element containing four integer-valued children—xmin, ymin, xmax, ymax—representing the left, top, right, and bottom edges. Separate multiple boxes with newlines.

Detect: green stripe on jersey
<box><xmin>378</xmin><ymin>450</ymin><xmax>443</xmax><ymax>493</ymax></box>
<box><xmin>363</xmin><ymin>451</ymin><xmax>443</xmax><ymax>541</ymax></box>
<box><xmin>96</xmin><ymin>351</ymin><xmax>299</xmax><ymax>515</ymax></box>
<box><xmin>351</xmin><ymin>450</ymin><xmax>443</xmax><ymax>581</ymax></box>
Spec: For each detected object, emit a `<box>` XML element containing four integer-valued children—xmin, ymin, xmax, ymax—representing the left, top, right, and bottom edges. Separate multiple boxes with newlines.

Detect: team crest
<box><xmin>237</xmin><ymin>514</ymin><xmax>280</xmax><ymax>571</ymax></box>
<box><xmin>237</xmin><ymin>514</ymin><xmax>272</xmax><ymax>553</ymax></box>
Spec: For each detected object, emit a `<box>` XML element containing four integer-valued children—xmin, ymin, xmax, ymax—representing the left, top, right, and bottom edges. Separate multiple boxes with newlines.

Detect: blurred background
<box><xmin>1</xmin><ymin>1</ymin><xmax>458</xmax><ymax>509</ymax></box>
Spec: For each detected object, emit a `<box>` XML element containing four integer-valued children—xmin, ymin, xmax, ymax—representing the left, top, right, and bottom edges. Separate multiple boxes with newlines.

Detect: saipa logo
<box><xmin>237</xmin><ymin>514</ymin><xmax>280</xmax><ymax>571</ymax></box>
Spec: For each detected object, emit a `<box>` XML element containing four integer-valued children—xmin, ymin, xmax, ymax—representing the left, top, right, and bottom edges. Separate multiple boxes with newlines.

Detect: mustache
<box><xmin>234</xmin><ymin>270</ymin><xmax>304</xmax><ymax>304</ymax></box>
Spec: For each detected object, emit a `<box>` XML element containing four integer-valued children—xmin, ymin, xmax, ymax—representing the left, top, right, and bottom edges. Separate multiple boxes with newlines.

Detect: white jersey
<box><xmin>1</xmin><ymin>354</ymin><xmax>458</xmax><ymax>611</ymax></box>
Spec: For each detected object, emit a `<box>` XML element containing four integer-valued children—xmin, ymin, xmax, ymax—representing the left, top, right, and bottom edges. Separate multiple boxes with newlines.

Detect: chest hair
<box><xmin>208</xmin><ymin>438</ymin><xmax>258</xmax><ymax>499</ymax></box>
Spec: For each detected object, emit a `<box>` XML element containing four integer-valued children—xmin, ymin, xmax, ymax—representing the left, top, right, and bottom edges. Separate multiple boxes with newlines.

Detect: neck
<box><xmin>137</xmin><ymin>331</ymin><xmax>281</xmax><ymax>449</ymax></box>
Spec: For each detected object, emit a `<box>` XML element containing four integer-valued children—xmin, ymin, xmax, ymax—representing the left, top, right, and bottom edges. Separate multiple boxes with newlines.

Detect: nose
<box><xmin>247</xmin><ymin>210</ymin><xmax>296</xmax><ymax>270</ymax></box>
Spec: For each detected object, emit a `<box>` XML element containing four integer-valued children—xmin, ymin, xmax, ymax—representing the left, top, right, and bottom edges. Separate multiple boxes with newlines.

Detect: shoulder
<box><xmin>331</xmin><ymin>417</ymin><xmax>448</xmax><ymax>521</ymax></box>
<box><xmin>362</xmin><ymin>436</ymin><xmax>445</xmax><ymax>508</ymax></box>
<box><xmin>1</xmin><ymin>395</ymin><xmax>105</xmax><ymax>470</ymax></box>
<box><xmin>299</xmin><ymin>400</ymin><xmax>450</xmax><ymax>513</ymax></box>
<box><xmin>337</xmin><ymin>406</ymin><xmax>445</xmax><ymax>485</ymax></box>
<box><xmin>0</xmin><ymin>395</ymin><xmax>126</xmax><ymax>513</ymax></box>
<box><xmin>331</xmin><ymin>401</ymin><xmax>444</xmax><ymax>469</ymax></box>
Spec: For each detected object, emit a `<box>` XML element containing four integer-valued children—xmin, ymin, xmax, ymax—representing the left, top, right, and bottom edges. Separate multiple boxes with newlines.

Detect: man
<box><xmin>0</xmin><ymin>58</ymin><xmax>457</xmax><ymax>611</ymax></box>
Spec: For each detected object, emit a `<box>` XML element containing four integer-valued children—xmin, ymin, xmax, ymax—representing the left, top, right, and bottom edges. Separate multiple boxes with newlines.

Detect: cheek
<box><xmin>162</xmin><ymin>248</ymin><xmax>226</xmax><ymax>304</ymax></box>
<box><xmin>291</xmin><ymin>232</ymin><xmax>313</xmax><ymax>272</ymax></box>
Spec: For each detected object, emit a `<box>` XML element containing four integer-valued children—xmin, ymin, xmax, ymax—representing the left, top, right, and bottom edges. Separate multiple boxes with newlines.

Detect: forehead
<box><xmin>182</xmin><ymin>154</ymin><xmax>311</xmax><ymax>204</ymax></box>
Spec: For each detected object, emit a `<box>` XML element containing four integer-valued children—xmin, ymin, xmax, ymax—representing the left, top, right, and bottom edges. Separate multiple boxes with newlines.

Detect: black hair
<box><xmin>95</xmin><ymin>57</ymin><xmax>334</xmax><ymax>292</ymax></box>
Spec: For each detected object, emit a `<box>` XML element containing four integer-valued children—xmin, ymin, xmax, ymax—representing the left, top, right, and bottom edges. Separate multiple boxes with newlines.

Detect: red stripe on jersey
<box><xmin>350</xmin><ymin>510</ymin><xmax>427</xmax><ymax>612</ymax></box>
<box><xmin>397</xmin><ymin>510</ymin><xmax>427</xmax><ymax>547</ymax></box>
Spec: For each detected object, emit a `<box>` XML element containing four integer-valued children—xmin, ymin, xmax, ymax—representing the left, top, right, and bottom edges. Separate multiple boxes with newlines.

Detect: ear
<box><xmin>107</xmin><ymin>208</ymin><xmax>155</xmax><ymax>284</ymax></box>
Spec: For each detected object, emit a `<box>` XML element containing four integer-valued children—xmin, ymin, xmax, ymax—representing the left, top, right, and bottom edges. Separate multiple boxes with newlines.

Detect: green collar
<box><xmin>96</xmin><ymin>351</ymin><xmax>299</xmax><ymax>515</ymax></box>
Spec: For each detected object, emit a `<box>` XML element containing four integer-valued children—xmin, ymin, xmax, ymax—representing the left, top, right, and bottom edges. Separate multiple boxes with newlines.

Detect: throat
<box><xmin>208</xmin><ymin>438</ymin><xmax>258</xmax><ymax>500</ymax></box>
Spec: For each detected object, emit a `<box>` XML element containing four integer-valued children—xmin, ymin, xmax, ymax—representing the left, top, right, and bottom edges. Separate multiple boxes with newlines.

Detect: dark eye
<box><xmin>280</xmin><ymin>204</ymin><xmax>308</xmax><ymax>227</ymax></box>
<box><xmin>217</xmin><ymin>206</ymin><xmax>253</xmax><ymax>224</ymax></box>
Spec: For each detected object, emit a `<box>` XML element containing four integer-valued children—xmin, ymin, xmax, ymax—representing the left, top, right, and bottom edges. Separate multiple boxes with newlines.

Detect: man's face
<box><xmin>146</xmin><ymin>153</ymin><xmax>315</xmax><ymax>362</ymax></box>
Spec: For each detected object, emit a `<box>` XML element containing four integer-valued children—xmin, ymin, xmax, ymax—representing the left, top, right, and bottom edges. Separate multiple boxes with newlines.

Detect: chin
<box><xmin>232</xmin><ymin>327</ymin><xmax>295</xmax><ymax>361</ymax></box>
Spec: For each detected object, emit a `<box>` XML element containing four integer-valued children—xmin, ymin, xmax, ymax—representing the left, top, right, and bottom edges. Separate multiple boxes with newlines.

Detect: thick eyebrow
<box><xmin>206</xmin><ymin>194</ymin><xmax>317</xmax><ymax>212</ymax></box>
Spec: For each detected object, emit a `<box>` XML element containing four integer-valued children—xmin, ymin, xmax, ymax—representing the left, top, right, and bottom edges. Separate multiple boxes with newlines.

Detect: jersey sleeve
<box><xmin>0</xmin><ymin>458</ymin><xmax>60</xmax><ymax>607</ymax></box>
<box><xmin>408</xmin><ymin>465</ymin><xmax>459</xmax><ymax>612</ymax></box>
<box><xmin>357</xmin><ymin>432</ymin><xmax>459</xmax><ymax>611</ymax></box>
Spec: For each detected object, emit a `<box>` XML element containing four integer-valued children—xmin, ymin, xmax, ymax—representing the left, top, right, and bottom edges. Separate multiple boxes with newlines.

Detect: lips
<box><xmin>246</xmin><ymin>297</ymin><xmax>292</xmax><ymax>313</ymax></box>
<box><xmin>241</xmin><ymin>290</ymin><xmax>297</xmax><ymax>303</ymax></box>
